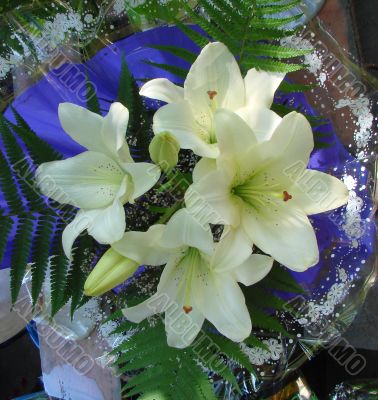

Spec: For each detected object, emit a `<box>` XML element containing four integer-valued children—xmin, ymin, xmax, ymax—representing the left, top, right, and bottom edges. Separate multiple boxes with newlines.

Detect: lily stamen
<box><xmin>283</xmin><ymin>191</ymin><xmax>293</xmax><ymax>202</ymax></box>
<box><xmin>207</xmin><ymin>90</ymin><xmax>218</xmax><ymax>100</ymax></box>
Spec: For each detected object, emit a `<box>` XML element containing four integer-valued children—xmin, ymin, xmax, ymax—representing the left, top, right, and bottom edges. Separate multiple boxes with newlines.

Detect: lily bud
<box><xmin>149</xmin><ymin>131</ymin><xmax>180</xmax><ymax>172</ymax></box>
<box><xmin>84</xmin><ymin>248</ymin><xmax>139</xmax><ymax>297</ymax></box>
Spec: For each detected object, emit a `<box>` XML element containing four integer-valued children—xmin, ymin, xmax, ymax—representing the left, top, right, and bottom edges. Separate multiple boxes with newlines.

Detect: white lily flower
<box><xmin>140</xmin><ymin>42</ymin><xmax>284</xmax><ymax>158</ymax></box>
<box><xmin>36</xmin><ymin>102</ymin><xmax>161</xmax><ymax>259</ymax></box>
<box><xmin>185</xmin><ymin>109</ymin><xmax>349</xmax><ymax>271</ymax></box>
<box><xmin>114</xmin><ymin>209</ymin><xmax>273</xmax><ymax>348</ymax></box>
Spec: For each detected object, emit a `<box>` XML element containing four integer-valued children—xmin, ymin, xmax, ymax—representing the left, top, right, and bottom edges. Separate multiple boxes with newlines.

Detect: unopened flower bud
<box><xmin>149</xmin><ymin>131</ymin><xmax>180</xmax><ymax>172</ymax></box>
<box><xmin>84</xmin><ymin>248</ymin><xmax>139</xmax><ymax>296</ymax></box>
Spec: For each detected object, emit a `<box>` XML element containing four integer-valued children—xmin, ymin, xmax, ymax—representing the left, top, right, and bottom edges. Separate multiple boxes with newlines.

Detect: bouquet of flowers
<box><xmin>0</xmin><ymin>1</ymin><xmax>376</xmax><ymax>398</ymax></box>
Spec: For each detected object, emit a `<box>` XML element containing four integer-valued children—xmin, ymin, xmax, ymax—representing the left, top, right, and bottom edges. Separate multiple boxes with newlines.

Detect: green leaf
<box><xmin>278</xmin><ymin>81</ymin><xmax>317</xmax><ymax>93</ymax></box>
<box><xmin>249</xmin><ymin>306</ymin><xmax>291</xmax><ymax>336</ymax></box>
<box><xmin>260</xmin><ymin>264</ymin><xmax>306</xmax><ymax>294</ymax></box>
<box><xmin>118</xmin><ymin>53</ymin><xmax>152</xmax><ymax>160</ymax></box>
<box><xmin>149</xmin><ymin>45</ymin><xmax>197</xmax><ymax>64</ymax></box>
<box><xmin>243</xmin><ymin>334</ymin><xmax>269</xmax><ymax>351</ymax></box>
<box><xmin>85</xmin><ymin>72</ymin><xmax>101</xmax><ymax>115</ymax></box>
<box><xmin>143</xmin><ymin>60</ymin><xmax>188</xmax><ymax>80</ymax></box>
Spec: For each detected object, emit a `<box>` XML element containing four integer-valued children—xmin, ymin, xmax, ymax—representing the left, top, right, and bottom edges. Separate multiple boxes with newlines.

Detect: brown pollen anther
<box><xmin>183</xmin><ymin>306</ymin><xmax>193</xmax><ymax>314</ymax></box>
<box><xmin>283</xmin><ymin>191</ymin><xmax>293</xmax><ymax>202</ymax></box>
<box><xmin>207</xmin><ymin>90</ymin><xmax>218</xmax><ymax>100</ymax></box>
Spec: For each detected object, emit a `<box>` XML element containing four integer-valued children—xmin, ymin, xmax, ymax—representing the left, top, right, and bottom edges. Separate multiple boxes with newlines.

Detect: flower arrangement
<box><xmin>0</xmin><ymin>1</ymin><xmax>376</xmax><ymax>399</ymax></box>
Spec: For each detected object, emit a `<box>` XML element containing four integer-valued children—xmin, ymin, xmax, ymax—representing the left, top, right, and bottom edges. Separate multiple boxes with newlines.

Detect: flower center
<box><xmin>232</xmin><ymin>180</ymin><xmax>293</xmax><ymax>209</ymax></box>
<box><xmin>177</xmin><ymin>247</ymin><xmax>201</xmax><ymax>314</ymax></box>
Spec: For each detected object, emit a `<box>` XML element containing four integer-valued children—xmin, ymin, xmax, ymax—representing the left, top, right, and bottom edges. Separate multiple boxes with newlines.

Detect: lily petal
<box><xmin>165</xmin><ymin>308</ymin><xmax>204</xmax><ymax>348</ymax></box>
<box><xmin>123</xmin><ymin>292</ymin><xmax>168</xmax><ymax>323</ymax></box>
<box><xmin>236</xmin><ymin>106</ymin><xmax>282</xmax><ymax>142</ymax></box>
<box><xmin>185</xmin><ymin>170</ymin><xmax>241</xmax><ymax>226</ymax></box>
<box><xmin>194</xmin><ymin>269</ymin><xmax>252</xmax><ymax>342</ymax></box>
<box><xmin>211</xmin><ymin>227</ymin><xmax>252</xmax><ymax>272</ymax></box>
<box><xmin>123</xmin><ymin>253</ymin><xmax>185</xmax><ymax>322</ymax></box>
<box><xmin>185</xmin><ymin>42</ymin><xmax>245</xmax><ymax>115</ymax></box>
<box><xmin>36</xmin><ymin>151</ymin><xmax>125</xmax><ymax>209</ymax></box>
<box><xmin>242</xmin><ymin>202</ymin><xmax>319</xmax><ymax>271</ymax></box>
<box><xmin>232</xmin><ymin>254</ymin><xmax>274</xmax><ymax>286</ymax></box>
<box><xmin>112</xmin><ymin>225</ymin><xmax>173</xmax><ymax>266</ymax></box>
<box><xmin>101</xmin><ymin>102</ymin><xmax>132</xmax><ymax>161</ymax></box>
<box><xmin>123</xmin><ymin>162</ymin><xmax>161</xmax><ymax>200</ymax></box>
<box><xmin>153</xmin><ymin>101</ymin><xmax>219</xmax><ymax>158</ymax></box>
<box><xmin>289</xmin><ymin>169</ymin><xmax>349</xmax><ymax>215</ymax></box>
<box><xmin>214</xmin><ymin>108</ymin><xmax>257</xmax><ymax>155</ymax></box>
<box><xmin>238</xmin><ymin>112</ymin><xmax>314</xmax><ymax>186</ymax></box>
<box><xmin>161</xmin><ymin>209</ymin><xmax>214</xmax><ymax>255</ymax></box>
<box><xmin>58</xmin><ymin>103</ymin><xmax>104</xmax><ymax>152</ymax></box>
<box><xmin>62</xmin><ymin>210</ymin><xmax>91</xmax><ymax>259</ymax></box>
<box><xmin>192</xmin><ymin>158</ymin><xmax>216</xmax><ymax>183</ymax></box>
<box><xmin>86</xmin><ymin>196</ymin><xmax>126</xmax><ymax>245</ymax></box>
<box><xmin>244</xmin><ymin>68</ymin><xmax>285</xmax><ymax>109</ymax></box>
<box><xmin>140</xmin><ymin>78</ymin><xmax>184</xmax><ymax>103</ymax></box>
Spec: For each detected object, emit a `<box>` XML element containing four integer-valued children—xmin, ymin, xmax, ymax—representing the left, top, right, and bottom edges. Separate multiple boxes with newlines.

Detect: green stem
<box><xmin>157</xmin><ymin>201</ymin><xmax>183</xmax><ymax>224</ymax></box>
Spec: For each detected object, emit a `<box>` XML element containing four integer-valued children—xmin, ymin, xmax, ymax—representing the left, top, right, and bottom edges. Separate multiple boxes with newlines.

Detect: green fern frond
<box><xmin>244</xmin><ymin>43</ymin><xmax>312</xmax><ymax>59</ymax></box>
<box><xmin>50</xmin><ymin>247</ymin><xmax>70</xmax><ymax>317</ymax></box>
<box><xmin>249</xmin><ymin>306</ymin><xmax>291</xmax><ymax>336</ymax></box>
<box><xmin>113</xmin><ymin>320</ymin><xmax>219</xmax><ymax>399</ymax></box>
<box><xmin>118</xmin><ymin>54</ymin><xmax>152</xmax><ymax>160</ymax></box>
<box><xmin>0</xmin><ymin>115</ymin><xmax>44</xmax><ymax>210</ymax></box>
<box><xmin>257</xmin><ymin>0</ymin><xmax>302</xmax><ymax>15</ymax></box>
<box><xmin>30</xmin><ymin>215</ymin><xmax>56</xmax><ymax>305</ymax></box>
<box><xmin>10</xmin><ymin>106</ymin><xmax>63</xmax><ymax>163</ymax></box>
<box><xmin>0</xmin><ymin>216</ymin><xmax>13</xmax><ymax>263</ymax></box>
<box><xmin>64</xmin><ymin>234</ymin><xmax>94</xmax><ymax>317</ymax></box>
<box><xmin>207</xmin><ymin>332</ymin><xmax>256</xmax><ymax>375</ymax></box>
<box><xmin>0</xmin><ymin>149</ymin><xmax>25</xmax><ymax>214</ymax></box>
<box><xmin>243</xmin><ymin>58</ymin><xmax>305</xmax><ymax>73</ymax></box>
<box><xmin>143</xmin><ymin>0</ymin><xmax>311</xmax><ymax>80</ymax></box>
<box><xmin>250</xmin><ymin>13</ymin><xmax>303</xmax><ymax>29</ymax></box>
<box><xmin>10</xmin><ymin>217</ymin><xmax>35</xmax><ymax>303</ymax></box>
<box><xmin>174</xmin><ymin>20</ymin><xmax>210</xmax><ymax>48</ymax></box>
